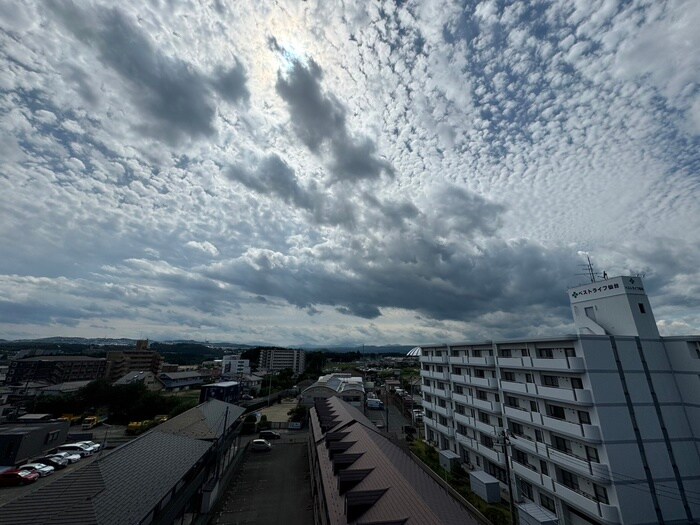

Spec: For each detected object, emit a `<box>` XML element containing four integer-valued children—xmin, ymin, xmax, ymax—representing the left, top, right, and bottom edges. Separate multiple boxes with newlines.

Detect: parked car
<box><xmin>16</xmin><ymin>463</ymin><xmax>54</xmax><ymax>477</ymax></box>
<box><xmin>50</xmin><ymin>451</ymin><xmax>81</xmax><ymax>464</ymax></box>
<box><xmin>0</xmin><ymin>470</ymin><xmax>40</xmax><ymax>487</ymax></box>
<box><xmin>33</xmin><ymin>456</ymin><xmax>68</xmax><ymax>469</ymax></box>
<box><xmin>241</xmin><ymin>394</ymin><xmax>254</xmax><ymax>400</ymax></box>
<box><xmin>251</xmin><ymin>439</ymin><xmax>272</xmax><ymax>452</ymax></box>
<box><xmin>75</xmin><ymin>441</ymin><xmax>101</xmax><ymax>452</ymax></box>
<box><xmin>258</xmin><ymin>430</ymin><xmax>281</xmax><ymax>440</ymax></box>
<box><xmin>56</xmin><ymin>443</ymin><xmax>94</xmax><ymax>457</ymax></box>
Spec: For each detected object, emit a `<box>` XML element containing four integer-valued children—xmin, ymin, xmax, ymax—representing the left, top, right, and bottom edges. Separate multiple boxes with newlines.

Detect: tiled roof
<box><xmin>0</xmin><ymin>431</ymin><xmax>210</xmax><ymax>525</ymax></box>
<box><xmin>310</xmin><ymin>396</ymin><xmax>481</xmax><ymax>525</ymax></box>
<box><xmin>0</xmin><ymin>399</ymin><xmax>242</xmax><ymax>525</ymax></box>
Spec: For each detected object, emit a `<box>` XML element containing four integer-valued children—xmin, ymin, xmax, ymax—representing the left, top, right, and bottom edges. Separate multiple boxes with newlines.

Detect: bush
<box><xmin>484</xmin><ymin>506</ymin><xmax>511</xmax><ymax>525</ymax></box>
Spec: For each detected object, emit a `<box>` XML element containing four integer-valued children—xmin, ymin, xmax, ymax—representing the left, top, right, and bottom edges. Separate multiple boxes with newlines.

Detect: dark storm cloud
<box><xmin>49</xmin><ymin>3</ymin><xmax>248</xmax><ymax>144</ymax></box>
<box><xmin>276</xmin><ymin>59</ymin><xmax>393</xmax><ymax>182</ymax></box>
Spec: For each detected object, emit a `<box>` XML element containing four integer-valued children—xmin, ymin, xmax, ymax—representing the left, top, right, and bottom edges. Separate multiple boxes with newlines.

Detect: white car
<box><xmin>50</xmin><ymin>451</ymin><xmax>81</xmax><ymax>463</ymax></box>
<box><xmin>17</xmin><ymin>463</ymin><xmax>54</xmax><ymax>477</ymax></box>
<box><xmin>75</xmin><ymin>441</ymin><xmax>101</xmax><ymax>452</ymax></box>
<box><xmin>251</xmin><ymin>439</ymin><xmax>272</xmax><ymax>452</ymax></box>
<box><xmin>57</xmin><ymin>443</ymin><xmax>94</xmax><ymax>457</ymax></box>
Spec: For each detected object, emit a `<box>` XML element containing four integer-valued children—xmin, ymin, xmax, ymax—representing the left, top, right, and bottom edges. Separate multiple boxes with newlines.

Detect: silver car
<box><xmin>17</xmin><ymin>463</ymin><xmax>55</xmax><ymax>477</ymax></box>
<box><xmin>51</xmin><ymin>451</ymin><xmax>81</xmax><ymax>463</ymax></box>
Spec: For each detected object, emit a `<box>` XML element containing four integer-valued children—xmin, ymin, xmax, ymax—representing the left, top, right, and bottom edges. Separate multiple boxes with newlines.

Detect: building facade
<box><xmin>419</xmin><ymin>276</ymin><xmax>700</xmax><ymax>525</ymax></box>
<box><xmin>106</xmin><ymin>341</ymin><xmax>164</xmax><ymax>382</ymax></box>
<box><xmin>300</xmin><ymin>373</ymin><xmax>365</xmax><ymax>408</ymax></box>
<box><xmin>5</xmin><ymin>356</ymin><xmax>107</xmax><ymax>385</ymax></box>
<box><xmin>258</xmin><ymin>348</ymin><xmax>305</xmax><ymax>375</ymax></box>
<box><xmin>221</xmin><ymin>355</ymin><xmax>251</xmax><ymax>379</ymax></box>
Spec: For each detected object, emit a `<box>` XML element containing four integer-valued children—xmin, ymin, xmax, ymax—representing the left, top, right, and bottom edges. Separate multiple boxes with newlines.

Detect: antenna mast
<box><xmin>586</xmin><ymin>255</ymin><xmax>596</xmax><ymax>283</ymax></box>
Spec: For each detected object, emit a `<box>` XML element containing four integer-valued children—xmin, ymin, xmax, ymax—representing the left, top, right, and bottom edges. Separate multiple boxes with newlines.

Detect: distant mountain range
<box><xmin>0</xmin><ymin>337</ymin><xmax>415</xmax><ymax>354</ymax></box>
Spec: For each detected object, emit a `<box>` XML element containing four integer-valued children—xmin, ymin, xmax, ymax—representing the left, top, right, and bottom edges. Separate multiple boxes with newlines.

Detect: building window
<box><xmin>638</xmin><ymin>303</ymin><xmax>646</xmax><ymax>314</ymax></box>
<box><xmin>436</xmin><ymin>365</ymin><xmax>443</xmax><ymax>373</ymax></box>
<box><xmin>477</xmin><ymin>390</ymin><xmax>487</xmax><ymax>401</ymax></box>
<box><xmin>457</xmin><ymin>424</ymin><xmax>468</xmax><ymax>435</ymax></box>
<box><xmin>526</xmin><ymin>373</ymin><xmax>534</xmax><ymax>383</ymax></box>
<box><xmin>510</xmin><ymin>422</ymin><xmax>524</xmax><ymax>436</ymax></box>
<box><xmin>437</xmin><ymin>382</ymin><xmax>445</xmax><ymax>390</ymax></box>
<box><xmin>474</xmin><ymin>369</ymin><xmax>485</xmax><ymax>378</ymax></box>
<box><xmin>502</xmin><ymin>371</ymin><xmax>515</xmax><ymax>382</ymax></box>
<box><xmin>473</xmin><ymin>349</ymin><xmax>482</xmax><ymax>357</ymax></box>
<box><xmin>540</xmin><ymin>493</ymin><xmax>556</xmax><ymax>513</ymax></box>
<box><xmin>552</xmin><ymin>435</ymin><xmax>572</xmax><ymax>454</ymax></box>
<box><xmin>424</xmin><ymin>394</ymin><xmax>432</xmax><ymax>403</ymax></box>
<box><xmin>538</xmin><ymin>348</ymin><xmax>554</xmax><ymax>359</ymax></box>
<box><xmin>535</xmin><ymin>429</ymin><xmax>544</xmax><ymax>442</ymax></box>
<box><xmin>501</xmin><ymin>349</ymin><xmax>512</xmax><ymax>358</ymax></box>
<box><xmin>578</xmin><ymin>410</ymin><xmax>591</xmax><ymax>424</ymax></box>
<box><xmin>454</xmin><ymin>385</ymin><xmax>463</xmax><ymax>394</ymax></box>
<box><xmin>530</xmin><ymin>400</ymin><xmax>539</xmax><ymax>412</ymax></box>
<box><xmin>479</xmin><ymin>411</ymin><xmax>490</xmax><ymax>424</ymax></box>
<box><xmin>519</xmin><ymin>480</ymin><xmax>533</xmax><ymax>500</ymax></box>
<box><xmin>586</xmin><ymin>446</ymin><xmax>600</xmax><ymax>463</ymax></box>
<box><xmin>453</xmin><ymin>366</ymin><xmax>461</xmax><ymax>375</ymax></box>
<box><xmin>540</xmin><ymin>460</ymin><xmax>549</xmax><ymax>476</ymax></box>
<box><xmin>439</xmin><ymin>416</ymin><xmax>448</xmax><ymax>426</ymax></box>
<box><xmin>495</xmin><ymin>393</ymin><xmax>500</xmax><ymax>402</ymax></box>
<box><xmin>543</xmin><ymin>375</ymin><xmax>559</xmax><ymax>387</ymax></box>
<box><xmin>513</xmin><ymin>449</ymin><xmax>529</xmax><ymax>466</ymax></box>
<box><xmin>571</xmin><ymin>377</ymin><xmax>583</xmax><ymax>390</ymax></box>
<box><xmin>438</xmin><ymin>398</ymin><xmax>446</xmax><ymax>408</ymax></box>
<box><xmin>594</xmin><ymin>484</ymin><xmax>609</xmax><ymax>504</ymax></box>
<box><xmin>481</xmin><ymin>434</ymin><xmax>494</xmax><ymax>448</ymax></box>
<box><xmin>547</xmin><ymin>404</ymin><xmax>566</xmax><ymax>420</ymax></box>
<box><xmin>560</xmin><ymin>469</ymin><xmax>579</xmax><ymax>490</ymax></box>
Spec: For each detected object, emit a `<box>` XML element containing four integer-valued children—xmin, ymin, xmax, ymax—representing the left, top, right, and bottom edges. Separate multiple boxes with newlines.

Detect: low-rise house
<box><xmin>113</xmin><ymin>371</ymin><xmax>163</xmax><ymax>391</ymax></box>
<box><xmin>40</xmin><ymin>380</ymin><xmax>93</xmax><ymax>396</ymax></box>
<box><xmin>0</xmin><ymin>420</ymin><xmax>69</xmax><ymax>466</ymax></box>
<box><xmin>301</xmin><ymin>373</ymin><xmax>366</xmax><ymax>409</ymax></box>
<box><xmin>158</xmin><ymin>371</ymin><xmax>204</xmax><ymax>391</ymax></box>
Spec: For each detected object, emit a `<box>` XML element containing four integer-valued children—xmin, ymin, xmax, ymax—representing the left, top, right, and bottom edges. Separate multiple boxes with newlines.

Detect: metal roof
<box><xmin>310</xmin><ymin>396</ymin><xmax>481</xmax><ymax>525</ymax></box>
<box><xmin>157</xmin><ymin>398</ymin><xmax>244</xmax><ymax>440</ymax></box>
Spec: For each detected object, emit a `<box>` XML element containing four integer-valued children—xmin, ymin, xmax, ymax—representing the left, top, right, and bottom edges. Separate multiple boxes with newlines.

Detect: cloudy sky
<box><xmin>1</xmin><ymin>0</ymin><xmax>699</xmax><ymax>346</ymax></box>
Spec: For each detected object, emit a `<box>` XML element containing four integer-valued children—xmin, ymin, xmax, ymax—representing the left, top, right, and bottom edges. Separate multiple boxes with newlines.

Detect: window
<box><xmin>45</xmin><ymin>430</ymin><xmax>60</xmax><ymax>444</ymax></box>
<box><xmin>438</xmin><ymin>398</ymin><xmax>446</xmax><ymax>408</ymax></box>
<box><xmin>560</xmin><ymin>469</ymin><xmax>579</xmax><ymax>490</ymax></box>
<box><xmin>530</xmin><ymin>400</ymin><xmax>539</xmax><ymax>412</ymax></box>
<box><xmin>502</xmin><ymin>371</ymin><xmax>515</xmax><ymax>382</ymax></box>
<box><xmin>543</xmin><ymin>375</ymin><xmax>559</xmax><ymax>387</ymax></box>
<box><xmin>473</xmin><ymin>349</ymin><xmax>482</xmax><ymax>357</ymax></box>
<box><xmin>485</xmin><ymin>460</ymin><xmax>505</xmax><ymax>482</ymax></box>
<box><xmin>436</xmin><ymin>365</ymin><xmax>443</xmax><ymax>372</ymax></box>
<box><xmin>424</xmin><ymin>394</ymin><xmax>432</xmax><ymax>403</ymax></box>
<box><xmin>538</xmin><ymin>348</ymin><xmax>554</xmax><ymax>359</ymax></box>
<box><xmin>479</xmin><ymin>411</ymin><xmax>490</xmax><ymax>424</ymax></box>
<box><xmin>571</xmin><ymin>377</ymin><xmax>583</xmax><ymax>390</ymax></box>
<box><xmin>497</xmin><ymin>417</ymin><xmax>503</xmax><ymax>427</ymax></box>
<box><xmin>638</xmin><ymin>303</ymin><xmax>646</xmax><ymax>314</ymax></box>
<box><xmin>519</xmin><ymin>480</ymin><xmax>533</xmax><ymax>500</ymax></box>
<box><xmin>501</xmin><ymin>349</ymin><xmax>512</xmax><ymax>357</ymax></box>
<box><xmin>457</xmin><ymin>423</ymin><xmax>468</xmax><ymax>435</ymax></box>
<box><xmin>565</xmin><ymin>348</ymin><xmax>576</xmax><ymax>357</ymax></box>
<box><xmin>578</xmin><ymin>410</ymin><xmax>591</xmax><ymax>424</ymax></box>
<box><xmin>513</xmin><ymin>449</ymin><xmax>529</xmax><ymax>466</ymax></box>
<box><xmin>510</xmin><ymin>422</ymin><xmax>524</xmax><ymax>436</ymax></box>
<box><xmin>453</xmin><ymin>366</ymin><xmax>461</xmax><ymax>375</ymax></box>
<box><xmin>455</xmin><ymin>403</ymin><xmax>464</xmax><ymax>415</ymax></box>
<box><xmin>553</xmin><ymin>435</ymin><xmax>572</xmax><ymax>454</ymax></box>
<box><xmin>454</xmin><ymin>385</ymin><xmax>463</xmax><ymax>394</ymax></box>
<box><xmin>540</xmin><ymin>460</ymin><xmax>549</xmax><ymax>476</ymax></box>
<box><xmin>437</xmin><ymin>382</ymin><xmax>445</xmax><ymax>390</ymax></box>
<box><xmin>586</xmin><ymin>446</ymin><xmax>600</xmax><ymax>463</ymax></box>
<box><xmin>594</xmin><ymin>484</ymin><xmax>609</xmax><ymax>504</ymax></box>
<box><xmin>439</xmin><ymin>415</ymin><xmax>447</xmax><ymax>426</ymax></box>
<box><xmin>480</xmin><ymin>434</ymin><xmax>494</xmax><ymax>448</ymax></box>
<box><xmin>547</xmin><ymin>404</ymin><xmax>566</xmax><ymax>420</ymax></box>
<box><xmin>535</xmin><ymin>429</ymin><xmax>544</xmax><ymax>442</ymax></box>
<box><xmin>477</xmin><ymin>390</ymin><xmax>487</xmax><ymax>400</ymax></box>
<box><xmin>540</xmin><ymin>493</ymin><xmax>556</xmax><ymax>513</ymax></box>
<box><xmin>451</xmin><ymin>350</ymin><xmax>459</xmax><ymax>357</ymax></box>
<box><xmin>474</xmin><ymin>369</ymin><xmax>485</xmax><ymax>378</ymax></box>
<box><xmin>526</xmin><ymin>373</ymin><xmax>534</xmax><ymax>383</ymax></box>
<box><xmin>522</xmin><ymin>348</ymin><xmax>530</xmax><ymax>357</ymax></box>
<box><xmin>495</xmin><ymin>393</ymin><xmax>500</xmax><ymax>402</ymax></box>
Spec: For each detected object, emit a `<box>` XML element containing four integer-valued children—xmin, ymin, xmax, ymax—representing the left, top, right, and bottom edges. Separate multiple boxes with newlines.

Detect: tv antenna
<box><xmin>576</xmin><ymin>254</ymin><xmax>605</xmax><ymax>283</ymax></box>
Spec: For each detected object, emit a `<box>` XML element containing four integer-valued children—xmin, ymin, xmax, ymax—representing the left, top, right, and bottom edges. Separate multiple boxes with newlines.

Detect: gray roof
<box><xmin>157</xmin><ymin>398</ymin><xmax>245</xmax><ymax>440</ymax></box>
<box><xmin>310</xmin><ymin>396</ymin><xmax>481</xmax><ymax>525</ymax></box>
<box><xmin>0</xmin><ymin>431</ymin><xmax>211</xmax><ymax>525</ymax></box>
<box><xmin>159</xmin><ymin>371</ymin><xmax>203</xmax><ymax>380</ymax></box>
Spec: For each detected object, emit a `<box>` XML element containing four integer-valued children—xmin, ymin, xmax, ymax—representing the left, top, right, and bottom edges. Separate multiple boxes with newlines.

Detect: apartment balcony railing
<box><xmin>503</xmin><ymin>405</ymin><xmax>544</xmax><ymax>426</ymax></box>
<box><xmin>465</xmin><ymin>376</ymin><xmax>499</xmax><ymax>389</ymax></box>
<box><xmin>448</xmin><ymin>355</ymin><xmax>496</xmax><ymax>367</ymax></box>
<box><xmin>501</xmin><ymin>381</ymin><xmax>593</xmax><ymax>406</ymax></box>
<box><xmin>501</xmin><ymin>380</ymin><xmax>538</xmax><ymax>396</ymax></box>
<box><xmin>450</xmin><ymin>373</ymin><xmax>470</xmax><ymax>385</ymax></box>
<box><xmin>452</xmin><ymin>391</ymin><xmax>473</xmax><ymax>406</ymax></box>
<box><xmin>453</xmin><ymin>411</ymin><xmax>475</xmax><ymax>429</ymax></box>
<box><xmin>511</xmin><ymin>459</ymin><xmax>544</xmax><ymax>486</ymax></box>
<box><xmin>548</xmin><ymin>448</ymin><xmax>611</xmax><ymax>483</ymax></box>
<box><xmin>422</xmin><ymin>354</ymin><xmax>449</xmax><ymax>364</ymax></box>
<box><xmin>422</xmin><ymin>400</ymin><xmax>452</xmax><ymax>418</ymax></box>
<box><xmin>422</xmin><ymin>385</ymin><xmax>450</xmax><ymax>398</ymax></box>
<box><xmin>457</xmin><ymin>435</ymin><xmax>505</xmax><ymax>465</ymax></box>
<box><xmin>542</xmin><ymin>415</ymin><xmax>601</xmax><ymax>442</ymax></box>
<box><xmin>472</xmin><ymin>397</ymin><xmax>502</xmax><ymax>414</ymax></box>
<box><xmin>473</xmin><ymin>418</ymin><xmax>501</xmax><ymax>436</ymax></box>
<box><xmin>497</xmin><ymin>356</ymin><xmax>585</xmax><ymax>372</ymax></box>
<box><xmin>553</xmin><ymin>481</ymin><xmax>620</xmax><ymax>524</ymax></box>
<box><xmin>422</xmin><ymin>369</ymin><xmax>450</xmax><ymax>381</ymax></box>
<box><xmin>510</xmin><ymin>435</ymin><xmax>549</xmax><ymax>457</ymax></box>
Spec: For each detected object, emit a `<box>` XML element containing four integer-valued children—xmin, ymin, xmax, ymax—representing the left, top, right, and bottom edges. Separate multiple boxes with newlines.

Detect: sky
<box><xmin>1</xmin><ymin>0</ymin><xmax>699</xmax><ymax>346</ymax></box>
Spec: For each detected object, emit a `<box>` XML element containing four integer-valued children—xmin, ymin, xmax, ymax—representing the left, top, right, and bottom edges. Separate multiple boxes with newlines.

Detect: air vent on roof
<box><xmin>333</xmin><ymin>452</ymin><xmax>363</xmax><ymax>473</ymax></box>
<box><xmin>338</xmin><ymin>468</ymin><xmax>373</xmax><ymax>495</ymax></box>
<box><xmin>346</xmin><ymin>488</ymin><xmax>387</xmax><ymax>521</ymax></box>
<box><xmin>328</xmin><ymin>440</ymin><xmax>356</xmax><ymax>458</ymax></box>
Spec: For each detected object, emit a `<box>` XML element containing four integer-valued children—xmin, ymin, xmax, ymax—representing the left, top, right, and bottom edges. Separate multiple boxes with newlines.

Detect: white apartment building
<box><xmin>258</xmin><ymin>348</ymin><xmax>306</xmax><ymax>375</ymax></box>
<box><xmin>221</xmin><ymin>354</ymin><xmax>251</xmax><ymax>379</ymax></box>
<box><xmin>419</xmin><ymin>275</ymin><xmax>700</xmax><ymax>525</ymax></box>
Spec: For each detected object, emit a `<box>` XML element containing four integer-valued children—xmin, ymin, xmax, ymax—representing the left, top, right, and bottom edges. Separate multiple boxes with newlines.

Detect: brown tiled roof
<box><xmin>310</xmin><ymin>396</ymin><xmax>480</xmax><ymax>525</ymax></box>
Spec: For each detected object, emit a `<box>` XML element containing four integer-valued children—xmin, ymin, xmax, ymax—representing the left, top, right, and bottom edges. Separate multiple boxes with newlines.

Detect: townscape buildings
<box><xmin>258</xmin><ymin>347</ymin><xmax>306</xmax><ymax>375</ymax></box>
<box><xmin>419</xmin><ymin>276</ymin><xmax>700</xmax><ymax>525</ymax></box>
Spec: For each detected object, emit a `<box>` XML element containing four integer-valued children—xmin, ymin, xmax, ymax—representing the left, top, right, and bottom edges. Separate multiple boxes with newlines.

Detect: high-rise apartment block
<box><xmin>419</xmin><ymin>276</ymin><xmax>700</xmax><ymax>525</ymax></box>
<box><xmin>106</xmin><ymin>340</ymin><xmax>164</xmax><ymax>382</ymax></box>
<box><xmin>221</xmin><ymin>355</ymin><xmax>251</xmax><ymax>379</ymax></box>
<box><xmin>258</xmin><ymin>348</ymin><xmax>305</xmax><ymax>375</ymax></box>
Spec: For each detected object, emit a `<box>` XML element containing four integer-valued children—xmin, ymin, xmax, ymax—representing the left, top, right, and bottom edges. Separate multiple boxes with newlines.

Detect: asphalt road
<box><xmin>214</xmin><ymin>430</ymin><xmax>313</xmax><ymax>525</ymax></box>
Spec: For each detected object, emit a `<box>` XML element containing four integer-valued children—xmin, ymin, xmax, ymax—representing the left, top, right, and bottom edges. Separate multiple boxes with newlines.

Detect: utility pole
<box><xmin>497</xmin><ymin>430</ymin><xmax>517</xmax><ymax>525</ymax></box>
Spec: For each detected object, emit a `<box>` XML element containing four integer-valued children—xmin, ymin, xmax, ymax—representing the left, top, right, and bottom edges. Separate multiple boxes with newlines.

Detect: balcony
<box><xmin>512</xmin><ymin>460</ymin><xmax>543</xmax><ymax>486</ymax></box>
<box><xmin>474</xmin><ymin>418</ymin><xmax>499</xmax><ymax>436</ymax></box>
<box><xmin>454</xmin><ymin>412</ymin><xmax>475</xmax><ymax>428</ymax></box>
<box><xmin>422</xmin><ymin>354</ymin><xmax>449</xmax><ymax>364</ymax></box>
<box><xmin>553</xmin><ymin>481</ymin><xmax>620</xmax><ymax>523</ymax></box>
<box><xmin>466</xmin><ymin>376</ymin><xmax>498</xmax><ymax>389</ymax></box>
<box><xmin>472</xmin><ymin>397</ymin><xmax>502</xmax><ymax>414</ymax></box>
<box><xmin>448</xmin><ymin>355</ymin><xmax>468</xmax><ymax>366</ymax></box>
<box><xmin>450</xmin><ymin>373</ymin><xmax>470</xmax><ymax>385</ymax></box>
<box><xmin>548</xmin><ymin>448</ymin><xmax>611</xmax><ymax>483</ymax></box>
<box><xmin>501</xmin><ymin>380</ymin><xmax>538</xmax><ymax>396</ymax></box>
<box><xmin>537</xmin><ymin>385</ymin><xmax>593</xmax><ymax>405</ymax></box>
<box><xmin>510</xmin><ymin>436</ymin><xmax>549</xmax><ymax>457</ymax></box>
<box><xmin>423</xmin><ymin>369</ymin><xmax>449</xmax><ymax>381</ymax></box>
<box><xmin>542</xmin><ymin>415</ymin><xmax>601</xmax><ymax>442</ymax></box>
<box><xmin>503</xmin><ymin>406</ymin><xmax>544</xmax><ymax>426</ymax></box>
<box><xmin>497</xmin><ymin>356</ymin><xmax>533</xmax><ymax>368</ymax></box>
<box><xmin>532</xmin><ymin>356</ymin><xmax>585</xmax><ymax>372</ymax></box>
<box><xmin>426</xmin><ymin>402</ymin><xmax>452</xmax><ymax>418</ymax></box>
<box><xmin>452</xmin><ymin>392</ymin><xmax>472</xmax><ymax>406</ymax></box>
<box><xmin>469</xmin><ymin>356</ymin><xmax>496</xmax><ymax>367</ymax></box>
<box><xmin>477</xmin><ymin>442</ymin><xmax>505</xmax><ymax>464</ymax></box>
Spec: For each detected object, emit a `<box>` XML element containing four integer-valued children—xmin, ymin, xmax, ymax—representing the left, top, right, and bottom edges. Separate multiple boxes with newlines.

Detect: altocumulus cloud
<box><xmin>0</xmin><ymin>0</ymin><xmax>699</xmax><ymax>345</ymax></box>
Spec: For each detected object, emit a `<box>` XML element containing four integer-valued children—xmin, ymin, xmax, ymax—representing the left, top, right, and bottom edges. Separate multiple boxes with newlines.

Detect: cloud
<box><xmin>276</xmin><ymin>58</ymin><xmax>393</xmax><ymax>182</ymax></box>
<box><xmin>185</xmin><ymin>241</ymin><xmax>220</xmax><ymax>257</ymax></box>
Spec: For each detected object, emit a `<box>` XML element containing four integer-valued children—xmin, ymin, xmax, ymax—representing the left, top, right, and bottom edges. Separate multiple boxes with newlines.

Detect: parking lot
<box><xmin>213</xmin><ymin>430</ymin><xmax>313</xmax><ymax>525</ymax></box>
